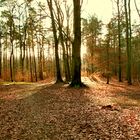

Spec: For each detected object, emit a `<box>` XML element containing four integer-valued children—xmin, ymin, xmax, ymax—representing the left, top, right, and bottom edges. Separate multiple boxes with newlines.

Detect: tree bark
<box><xmin>9</xmin><ymin>18</ymin><xmax>14</xmax><ymax>82</ymax></box>
<box><xmin>117</xmin><ymin>0</ymin><xmax>122</xmax><ymax>82</ymax></box>
<box><xmin>70</xmin><ymin>0</ymin><xmax>82</xmax><ymax>86</ymax></box>
<box><xmin>0</xmin><ymin>30</ymin><xmax>2</xmax><ymax>78</ymax></box>
<box><xmin>106</xmin><ymin>36</ymin><xmax>110</xmax><ymax>84</ymax></box>
<box><xmin>124</xmin><ymin>0</ymin><xmax>132</xmax><ymax>85</ymax></box>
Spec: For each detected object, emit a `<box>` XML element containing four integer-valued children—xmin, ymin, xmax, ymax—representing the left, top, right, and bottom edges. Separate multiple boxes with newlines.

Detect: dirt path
<box><xmin>0</xmin><ymin>78</ymin><xmax>140</xmax><ymax>139</ymax></box>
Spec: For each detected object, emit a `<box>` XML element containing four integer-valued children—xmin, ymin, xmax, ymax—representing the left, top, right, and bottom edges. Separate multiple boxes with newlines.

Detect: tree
<box><xmin>82</xmin><ymin>15</ymin><xmax>102</xmax><ymax>74</ymax></box>
<box><xmin>105</xmin><ymin>23</ymin><xmax>112</xmax><ymax>84</ymax></box>
<box><xmin>4</xmin><ymin>6</ymin><xmax>16</xmax><ymax>82</ymax></box>
<box><xmin>54</xmin><ymin>0</ymin><xmax>71</xmax><ymax>82</ymax></box>
<box><xmin>0</xmin><ymin>0</ymin><xmax>3</xmax><ymax>79</ymax></box>
<box><xmin>64</xmin><ymin>0</ymin><xmax>73</xmax><ymax>79</ymax></box>
<box><xmin>47</xmin><ymin>0</ymin><xmax>63</xmax><ymax>83</ymax></box>
<box><xmin>36</xmin><ymin>2</ymin><xmax>46</xmax><ymax>80</ymax></box>
<box><xmin>0</xmin><ymin>28</ymin><xmax>2</xmax><ymax>78</ymax></box>
<box><xmin>117</xmin><ymin>0</ymin><xmax>122</xmax><ymax>82</ymax></box>
<box><xmin>132</xmin><ymin>24</ymin><xmax>140</xmax><ymax>81</ymax></box>
<box><xmin>106</xmin><ymin>36</ymin><xmax>110</xmax><ymax>84</ymax></box>
<box><xmin>21</xmin><ymin>2</ymin><xmax>28</xmax><ymax>81</ymax></box>
<box><xmin>70</xmin><ymin>0</ymin><xmax>82</xmax><ymax>87</ymax></box>
<box><xmin>124</xmin><ymin>0</ymin><xmax>132</xmax><ymax>85</ymax></box>
<box><xmin>134</xmin><ymin>0</ymin><xmax>140</xmax><ymax>19</ymax></box>
<box><xmin>16</xmin><ymin>1</ymin><xmax>25</xmax><ymax>81</ymax></box>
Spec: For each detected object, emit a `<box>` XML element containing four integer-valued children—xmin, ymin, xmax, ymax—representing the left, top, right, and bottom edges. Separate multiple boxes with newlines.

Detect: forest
<box><xmin>0</xmin><ymin>0</ymin><xmax>140</xmax><ymax>139</ymax></box>
<box><xmin>0</xmin><ymin>0</ymin><xmax>140</xmax><ymax>85</ymax></box>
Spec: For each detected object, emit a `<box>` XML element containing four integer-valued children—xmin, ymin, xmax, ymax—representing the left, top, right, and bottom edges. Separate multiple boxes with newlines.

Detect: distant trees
<box><xmin>2</xmin><ymin>2</ymin><xmax>17</xmax><ymax>82</ymax></box>
<box><xmin>105</xmin><ymin>23</ymin><xmax>112</xmax><ymax>84</ymax></box>
<box><xmin>82</xmin><ymin>15</ymin><xmax>102</xmax><ymax>74</ymax></box>
<box><xmin>0</xmin><ymin>0</ymin><xmax>51</xmax><ymax>81</ymax></box>
<box><xmin>133</xmin><ymin>25</ymin><xmax>140</xmax><ymax>82</ymax></box>
<box><xmin>81</xmin><ymin>0</ymin><xmax>140</xmax><ymax>85</ymax></box>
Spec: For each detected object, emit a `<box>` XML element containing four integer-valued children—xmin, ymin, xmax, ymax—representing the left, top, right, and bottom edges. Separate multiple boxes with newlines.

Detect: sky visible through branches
<box><xmin>82</xmin><ymin>0</ymin><xmax>140</xmax><ymax>24</ymax></box>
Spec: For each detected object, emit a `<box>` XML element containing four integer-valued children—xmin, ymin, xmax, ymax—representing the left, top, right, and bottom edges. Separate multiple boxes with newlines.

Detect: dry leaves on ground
<box><xmin>0</xmin><ymin>78</ymin><xmax>140</xmax><ymax>139</ymax></box>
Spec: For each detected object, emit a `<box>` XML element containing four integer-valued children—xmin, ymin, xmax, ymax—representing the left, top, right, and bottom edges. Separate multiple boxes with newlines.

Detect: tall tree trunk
<box><xmin>29</xmin><ymin>46</ymin><xmax>33</xmax><ymax>82</ymax></box>
<box><xmin>39</xmin><ymin>43</ymin><xmax>44</xmax><ymax>80</ymax></box>
<box><xmin>65</xmin><ymin>44</ymin><xmax>71</xmax><ymax>80</ymax></box>
<box><xmin>117</xmin><ymin>0</ymin><xmax>122</xmax><ymax>82</ymax></box>
<box><xmin>128</xmin><ymin>0</ymin><xmax>132</xmax><ymax>84</ymax></box>
<box><xmin>26</xmin><ymin>47</ymin><xmax>29</xmax><ymax>81</ymax></box>
<box><xmin>3</xmin><ymin>32</ymin><xmax>8</xmax><ymax>80</ymax></box>
<box><xmin>32</xmin><ymin>46</ymin><xmax>37</xmax><ymax>82</ymax></box>
<box><xmin>124</xmin><ymin>0</ymin><xmax>132</xmax><ymax>85</ymax></box>
<box><xmin>10</xmin><ymin>43</ymin><xmax>14</xmax><ymax>82</ymax></box>
<box><xmin>65</xmin><ymin>3</ymin><xmax>71</xmax><ymax>79</ymax></box>
<box><xmin>70</xmin><ymin>0</ymin><xmax>82</xmax><ymax>86</ymax></box>
<box><xmin>19</xmin><ymin>16</ymin><xmax>23</xmax><ymax>77</ymax></box>
<box><xmin>9</xmin><ymin>24</ymin><xmax>14</xmax><ymax>82</ymax></box>
<box><xmin>31</xmin><ymin>28</ymin><xmax>37</xmax><ymax>82</ymax></box>
<box><xmin>21</xmin><ymin>4</ymin><xmax>28</xmax><ymax>81</ymax></box>
<box><xmin>22</xmin><ymin>25</ymin><xmax>27</xmax><ymax>81</ymax></box>
<box><xmin>106</xmin><ymin>37</ymin><xmax>110</xmax><ymax>84</ymax></box>
<box><xmin>55</xmin><ymin>1</ymin><xmax>70</xmax><ymax>82</ymax></box>
<box><xmin>113</xmin><ymin>36</ymin><xmax>117</xmax><ymax>76</ymax></box>
<box><xmin>91</xmin><ymin>38</ymin><xmax>94</xmax><ymax>74</ymax></box>
<box><xmin>0</xmin><ymin>30</ymin><xmax>2</xmax><ymax>78</ymax></box>
<box><xmin>47</xmin><ymin>0</ymin><xmax>63</xmax><ymax>83</ymax></box>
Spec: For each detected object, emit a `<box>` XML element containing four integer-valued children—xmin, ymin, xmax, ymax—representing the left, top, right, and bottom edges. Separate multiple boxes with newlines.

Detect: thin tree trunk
<box><xmin>134</xmin><ymin>0</ymin><xmax>140</xmax><ymax>19</ymax></box>
<box><xmin>66</xmin><ymin>44</ymin><xmax>71</xmax><ymax>80</ymax></box>
<box><xmin>65</xmin><ymin>3</ymin><xmax>71</xmax><ymax>79</ymax></box>
<box><xmin>117</xmin><ymin>0</ymin><xmax>122</xmax><ymax>82</ymax></box>
<box><xmin>31</xmin><ymin>28</ymin><xmax>37</xmax><ymax>82</ymax></box>
<box><xmin>4</xmin><ymin>32</ymin><xmax>8</xmax><ymax>80</ymax></box>
<box><xmin>39</xmin><ymin>36</ymin><xmax>44</xmax><ymax>80</ymax></box>
<box><xmin>32</xmin><ymin>46</ymin><xmax>37</xmax><ymax>82</ymax></box>
<box><xmin>29</xmin><ymin>46</ymin><xmax>33</xmax><ymax>82</ymax></box>
<box><xmin>47</xmin><ymin>0</ymin><xmax>63</xmax><ymax>83</ymax></box>
<box><xmin>113</xmin><ymin>37</ymin><xmax>117</xmax><ymax>76</ymax></box>
<box><xmin>19</xmin><ymin>17</ymin><xmax>23</xmax><ymax>75</ymax></box>
<box><xmin>26</xmin><ymin>48</ymin><xmax>29</xmax><ymax>81</ymax></box>
<box><xmin>21</xmin><ymin>4</ymin><xmax>28</xmax><ymax>81</ymax></box>
<box><xmin>22</xmin><ymin>25</ymin><xmax>27</xmax><ymax>81</ymax></box>
<box><xmin>106</xmin><ymin>37</ymin><xmax>110</xmax><ymax>84</ymax></box>
<box><xmin>0</xmin><ymin>31</ymin><xmax>2</xmax><ymax>78</ymax></box>
<box><xmin>124</xmin><ymin>0</ymin><xmax>132</xmax><ymax>85</ymax></box>
<box><xmin>10</xmin><ymin>44</ymin><xmax>14</xmax><ymax>82</ymax></box>
<box><xmin>10</xmin><ymin>24</ymin><xmax>14</xmax><ymax>82</ymax></box>
<box><xmin>128</xmin><ymin>0</ymin><xmax>132</xmax><ymax>84</ymax></box>
<box><xmin>55</xmin><ymin>1</ymin><xmax>70</xmax><ymax>82</ymax></box>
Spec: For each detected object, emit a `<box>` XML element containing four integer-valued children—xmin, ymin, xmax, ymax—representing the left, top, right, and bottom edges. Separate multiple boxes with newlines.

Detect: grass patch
<box><xmin>0</xmin><ymin>82</ymin><xmax>34</xmax><ymax>85</ymax></box>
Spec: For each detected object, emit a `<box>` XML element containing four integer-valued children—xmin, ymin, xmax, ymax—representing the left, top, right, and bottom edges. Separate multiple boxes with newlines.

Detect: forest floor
<box><xmin>0</xmin><ymin>77</ymin><xmax>140</xmax><ymax>139</ymax></box>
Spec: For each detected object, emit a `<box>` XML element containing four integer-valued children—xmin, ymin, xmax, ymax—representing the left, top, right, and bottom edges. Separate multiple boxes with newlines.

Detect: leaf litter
<box><xmin>0</xmin><ymin>78</ymin><xmax>140</xmax><ymax>139</ymax></box>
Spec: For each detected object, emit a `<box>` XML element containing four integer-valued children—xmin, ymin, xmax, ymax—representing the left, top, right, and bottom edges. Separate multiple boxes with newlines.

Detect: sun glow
<box><xmin>82</xmin><ymin>0</ymin><xmax>113</xmax><ymax>24</ymax></box>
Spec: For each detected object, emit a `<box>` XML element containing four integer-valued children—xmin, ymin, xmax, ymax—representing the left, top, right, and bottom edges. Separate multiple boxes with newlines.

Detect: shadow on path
<box><xmin>0</xmin><ymin>83</ymin><xmax>140</xmax><ymax>139</ymax></box>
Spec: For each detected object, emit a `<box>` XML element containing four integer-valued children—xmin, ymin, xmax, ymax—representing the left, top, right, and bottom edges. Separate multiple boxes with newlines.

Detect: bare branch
<box><xmin>134</xmin><ymin>0</ymin><xmax>140</xmax><ymax>19</ymax></box>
